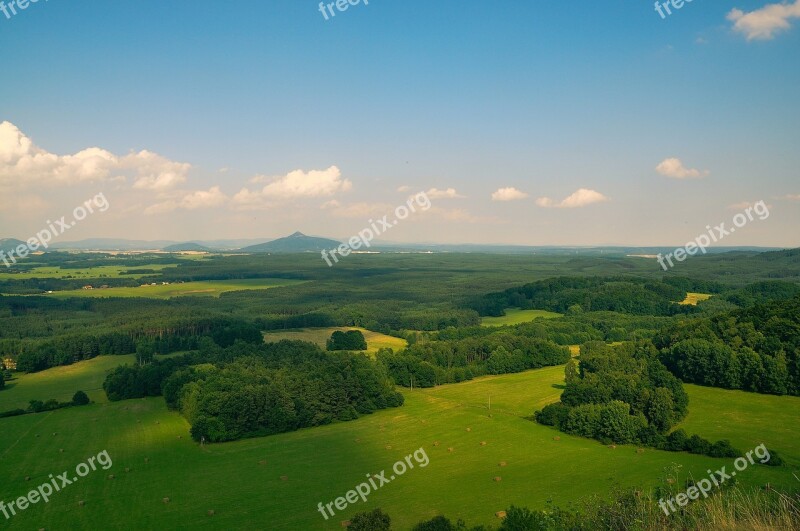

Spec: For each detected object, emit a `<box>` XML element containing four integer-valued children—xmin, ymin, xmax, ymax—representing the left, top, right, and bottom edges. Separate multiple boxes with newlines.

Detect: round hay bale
<box><xmin>448</xmin><ymin>447</ymin><xmax>454</xmax><ymax>453</ymax></box>
<box><xmin>207</xmin><ymin>510</ymin><xmax>215</xmax><ymax>516</ymax></box>
<box><xmin>499</xmin><ymin>461</ymin><xmax>507</xmax><ymax>467</ymax></box>
<box><xmin>108</xmin><ymin>474</ymin><xmax>115</xmax><ymax>480</ymax></box>
<box><xmin>385</xmin><ymin>445</ymin><xmax>392</xmax><ymax>450</ymax></box>
<box><xmin>177</xmin><ymin>435</ymin><xmax>182</xmax><ymax>439</ymax></box>
<box><xmin>609</xmin><ymin>445</ymin><xmax>616</xmax><ymax>449</ymax></box>
<box><xmin>341</xmin><ymin>521</ymin><xmax>351</xmax><ymax>528</ymax></box>
<box><xmin>466</xmin><ymin>427</ymin><xmax>471</xmax><ymax>432</ymax></box>
<box><xmin>163</xmin><ymin>497</ymin><xmax>170</xmax><ymax>504</ymax></box>
<box><xmin>433</xmin><ymin>441</ymin><xmax>440</xmax><ymax>447</ymax></box>
<box><xmin>553</xmin><ymin>436</ymin><xmax>561</xmax><ymax>441</ymax></box>
<box><xmin>495</xmin><ymin>511</ymin><xmax>507</xmax><ymax>518</ymax></box>
<box><xmin>59</xmin><ymin>449</ymin><xmax>64</xmax><ymax>453</ymax></box>
<box><xmin>480</xmin><ymin>441</ymin><xmax>487</xmax><ymax>446</ymax></box>
<box><xmin>78</xmin><ymin>500</ymin><xmax>85</xmax><ymax>507</ymax></box>
<box><xmin>52</xmin><ymin>432</ymin><xmax>57</xmax><ymax>436</ymax></box>
<box><xmin>493</xmin><ymin>476</ymin><xmax>502</xmax><ymax>482</ymax></box>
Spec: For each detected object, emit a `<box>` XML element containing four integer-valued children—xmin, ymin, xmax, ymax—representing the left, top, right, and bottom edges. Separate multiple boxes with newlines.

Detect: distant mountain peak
<box><xmin>239</xmin><ymin>232</ymin><xmax>340</xmax><ymax>253</ymax></box>
<box><xmin>289</xmin><ymin>231</ymin><xmax>306</xmax><ymax>238</ymax></box>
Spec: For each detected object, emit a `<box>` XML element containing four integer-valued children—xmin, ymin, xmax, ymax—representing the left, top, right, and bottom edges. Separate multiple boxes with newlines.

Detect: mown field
<box><xmin>45</xmin><ymin>279</ymin><xmax>308</xmax><ymax>299</ymax></box>
<box><xmin>0</xmin><ymin>361</ymin><xmax>796</xmax><ymax>530</ymax></box>
<box><xmin>480</xmin><ymin>309</ymin><xmax>563</xmax><ymax>327</ymax></box>
<box><xmin>263</xmin><ymin>327</ymin><xmax>407</xmax><ymax>355</ymax></box>
<box><xmin>679</xmin><ymin>292</ymin><xmax>713</xmax><ymax>306</ymax></box>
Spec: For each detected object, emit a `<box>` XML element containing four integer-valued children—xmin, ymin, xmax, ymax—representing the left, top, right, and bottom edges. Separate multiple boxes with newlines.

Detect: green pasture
<box><xmin>0</xmin><ymin>362</ymin><xmax>796</xmax><ymax>530</ymax></box>
<box><xmin>481</xmin><ymin>308</ymin><xmax>563</xmax><ymax>327</ymax></box>
<box><xmin>45</xmin><ymin>279</ymin><xmax>307</xmax><ymax>299</ymax></box>
<box><xmin>263</xmin><ymin>327</ymin><xmax>407</xmax><ymax>356</ymax></box>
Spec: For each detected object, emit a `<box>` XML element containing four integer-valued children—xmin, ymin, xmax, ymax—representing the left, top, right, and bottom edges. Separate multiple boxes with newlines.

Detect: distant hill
<box><xmin>239</xmin><ymin>232</ymin><xmax>341</xmax><ymax>253</ymax></box>
<box><xmin>162</xmin><ymin>242</ymin><xmax>212</xmax><ymax>252</ymax></box>
<box><xmin>0</xmin><ymin>238</ymin><xmax>26</xmax><ymax>255</ymax></box>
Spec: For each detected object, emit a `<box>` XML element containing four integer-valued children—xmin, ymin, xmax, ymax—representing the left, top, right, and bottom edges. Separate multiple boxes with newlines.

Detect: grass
<box><xmin>0</xmin><ymin>265</ymin><xmax>178</xmax><ymax>280</ymax></box>
<box><xmin>45</xmin><ymin>279</ymin><xmax>307</xmax><ymax>299</ymax></box>
<box><xmin>481</xmin><ymin>308</ymin><xmax>563</xmax><ymax>327</ymax></box>
<box><xmin>679</xmin><ymin>292</ymin><xmax>713</xmax><ymax>305</ymax></box>
<box><xmin>263</xmin><ymin>327</ymin><xmax>407</xmax><ymax>356</ymax></box>
<box><xmin>0</xmin><ymin>364</ymin><xmax>797</xmax><ymax>530</ymax></box>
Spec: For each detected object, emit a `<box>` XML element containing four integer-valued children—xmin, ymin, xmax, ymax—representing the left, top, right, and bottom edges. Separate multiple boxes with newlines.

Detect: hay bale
<box><xmin>499</xmin><ymin>461</ymin><xmax>507</xmax><ymax>467</ymax></box>
<box><xmin>125</xmin><ymin>467</ymin><xmax>131</xmax><ymax>473</ymax></box>
<box><xmin>433</xmin><ymin>441</ymin><xmax>440</xmax><ymax>447</ymax></box>
<box><xmin>385</xmin><ymin>445</ymin><xmax>392</xmax><ymax>450</ymax></box>
<box><xmin>466</xmin><ymin>427</ymin><xmax>471</xmax><ymax>432</ymax></box>
<box><xmin>609</xmin><ymin>445</ymin><xmax>616</xmax><ymax>449</ymax></box>
<box><xmin>258</xmin><ymin>460</ymin><xmax>267</xmax><ymax>465</ymax></box>
<box><xmin>495</xmin><ymin>511</ymin><xmax>507</xmax><ymax>518</ymax></box>
<box><xmin>155</xmin><ymin>421</ymin><xmax>160</xmax><ymax>424</ymax></box>
<box><xmin>177</xmin><ymin>435</ymin><xmax>182</xmax><ymax>439</ymax></box>
<box><xmin>25</xmin><ymin>476</ymin><xmax>30</xmax><ymax>481</ymax></box>
<box><xmin>78</xmin><ymin>500</ymin><xmax>85</xmax><ymax>507</ymax></box>
<box><xmin>341</xmin><ymin>521</ymin><xmax>351</xmax><ymax>527</ymax></box>
<box><xmin>636</xmin><ymin>448</ymin><xmax>644</xmax><ymax>454</ymax></box>
<box><xmin>108</xmin><ymin>474</ymin><xmax>115</xmax><ymax>480</ymax></box>
<box><xmin>493</xmin><ymin>476</ymin><xmax>502</xmax><ymax>482</ymax></box>
<box><xmin>480</xmin><ymin>441</ymin><xmax>487</xmax><ymax>446</ymax></box>
<box><xmin>448</xmin><ymin>447</ymin><xmax>454</xmax><ymax>453</ymax></box>
<box><xmin>280</xmin><ymin>475</ymin><xmax>288</xmax><ymax>481</ymax></box>
<box><xmin>59</xmin><ymin>449</ymin><xmax>64</xmax><ymax>453</ymax></box>
<box><xmin>52</xmin><ymin>432</ymin><xmax>57</xmax><ymax>436</ymax></box>
<box><xmin>163</xmin><ymin>497</ymin><xmax>170</xmax><ymax>504</ymax></box>
<box><xmin>553</xmin><ymin>436</ymin><xmax>561</xmax><ymax>441</ymax></box>
<box><xmin>207</xmin><ymin>510</ymin><xmax>215</xmax><ymax>516</ymax></box>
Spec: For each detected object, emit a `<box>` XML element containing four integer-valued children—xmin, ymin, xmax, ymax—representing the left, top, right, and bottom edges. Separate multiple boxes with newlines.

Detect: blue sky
<box><xmin>1</xmin><ymin>0</ymin><xmax>798</xmax><ymax>246</ymax></box>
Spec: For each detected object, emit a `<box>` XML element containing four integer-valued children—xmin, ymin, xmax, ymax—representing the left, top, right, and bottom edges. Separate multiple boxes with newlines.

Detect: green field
<box><xmin>0</xmin><ymin>362</ymin><xmax>796</xmax><ymax>530</ymax></box>
<box><xmin>45</xmin><ymin>279</ymin><xmax>308</xmax><ymax>299</ymax></box>
<box><xmin>481</xmin><ymin>308</ymin><xmax>563</xmax><ymax>327</ymax></box>
<box><xmin>263</xmin><ymin>327</ymin><xmax>407</xmax><ymax>356</ymax></box>
<box><xmin>0</xmin><ymin>265</ymin><xmax>179</xmax><ymax>280</ymax></box>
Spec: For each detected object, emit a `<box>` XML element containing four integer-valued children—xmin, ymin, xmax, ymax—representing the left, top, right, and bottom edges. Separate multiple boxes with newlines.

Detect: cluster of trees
<box><xmin>655</xmin><ymin>294</ymin><xmax>800</xmax><ymax>395</ymax></box>
<box><xmin>472</xmin><ymin>277</ymin><xmax>700</xmax><ymax>317</ymax></box>
<box><xmin>327</xmin><ymin>330</ymin><xmax>367</xmax><ymax>351</ymax></box>
<box><xmin>103</xmin><ymin>339</ymin><xmax>404</xmax><ymax>443</ymax></box>
<box><xmin>0</xmin><ymin>390</ymin><xmax>91</xmax><ymax>419</ymax></box>
<box><xmin>535</xmin><ymin>341</ymin><xmax>739</xmax><ymax>457</ymax></box>
<box><xmin>378</xmin><ymin>333</ymin><xmax>569</xmax><ymax>387</ymax></box>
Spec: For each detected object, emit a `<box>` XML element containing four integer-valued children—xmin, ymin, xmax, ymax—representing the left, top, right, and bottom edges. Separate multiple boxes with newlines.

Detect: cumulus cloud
<box><xmin>656</xmin><ymin>158</ymin><xmax>709</xmax><ymax>179</ymax></box>
<box><xmin>782</xmin><ymin>194</ymin><xmax>800</xmax><ymax>201</ymax></box>
<box><xmin>396</xmin><ymin>185</ymin><xmax>411</xmax><ymax>192</ymax></box>
<box><xmin>144</xmin><ymin>186</ymin><xmax>227</xmax><ymax>215</ymax></box>
<box><xmin>0</xmin><ymin>121</ymin><xmax>190</xmax><ymax>189</ymax></box>
<box><xmin>425</xmin><ymin>187</ymin><xmax>464</xmax><ymax>199</ymax></box>
<box><xmin>244</xmin><ymin>166</ymin><xmax>351</xmax><ymax>199</ymax></box>
<box><xmin>728</xmin><ymin>0</ymin><xmax>800</xmax><ymax>40</ymax></box>
<box><xmin>536</xmin><ymin>188</ymin><xmax>609</xmax><ymax>208</ymax></box>
<box><xmin>491</xmin><ymin>187</ymin><xmax>529</xmax><ymax>201</ymax></box>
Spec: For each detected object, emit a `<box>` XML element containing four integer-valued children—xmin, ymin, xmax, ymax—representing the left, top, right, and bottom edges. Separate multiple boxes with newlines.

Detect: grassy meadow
<box><xmin>45</xmin><ymin>279</ymin><xmax>308</xmax><ymax>299</ymax></box>
<box><xmin>481</xmin><ymin>309</ymin><xmax>563</xmax><ymax>327</ymax></box>
<box><xmin>0</xmin><ymin>361</ymin><xmax>797</xmax><ymax>530</ymax></box>
<box><xmin>679</xmin><ymin>292</ymin><xmax>713</xmax><ymax>305</ymax></box>
<box><xmin>263</xmin><ymin>327</ymin><xmax>407</xmax><ymax>355</ymax></box>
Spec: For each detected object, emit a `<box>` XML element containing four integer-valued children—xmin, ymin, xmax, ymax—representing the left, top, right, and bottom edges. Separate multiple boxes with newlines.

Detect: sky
<box><xmin>0</xmin><ymin>0</ymin><xmax>799</xmax><ymax>247</ymax></box>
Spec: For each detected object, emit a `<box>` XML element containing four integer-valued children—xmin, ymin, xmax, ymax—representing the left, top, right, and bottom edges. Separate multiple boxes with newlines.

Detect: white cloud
<box><xmin>491</xmin><ymin>187</ymin><xmax>529</xmax><ymax>201</ymax></box>
<box><xmin>244</xmin><ymin>166</ymin><xmax>351</xmax><ymax>199</ymax></box>
<box><xmin>425</xmin><ymin>187</ymin><xmax>464</xmax><ymax>199</ymax></box>
<box><xmin>655</xmin><ymin>158</ymin><xmax>709</xmax><ymax>179</ymax></box>
<box><xmin>144</xmin><ymin>186</ymin><xmax>227</xmax><ymax>215</ymax></box>
<box><xmin>782</xmin><ymin>194</ymin><xmax>800</xmax><ymax>201</ymax></box>
<box><xmin>536</xmin><ymin>188</ymin><xmax>609</xmax><ymax>208</ymax></box>
<box><xmin>396</xmin><ymin>185</ymin><xmax>411</xmax><ymax>193</ymax></box>
<box><xmin>728</xmin><ymin>0</ymin><xmax>800</xmax><ymax>40</ymax></box>
<box><xmin>0</xmin><ymin>121</ymin><xmax>190</xmax><ymax>189</ymax></box>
